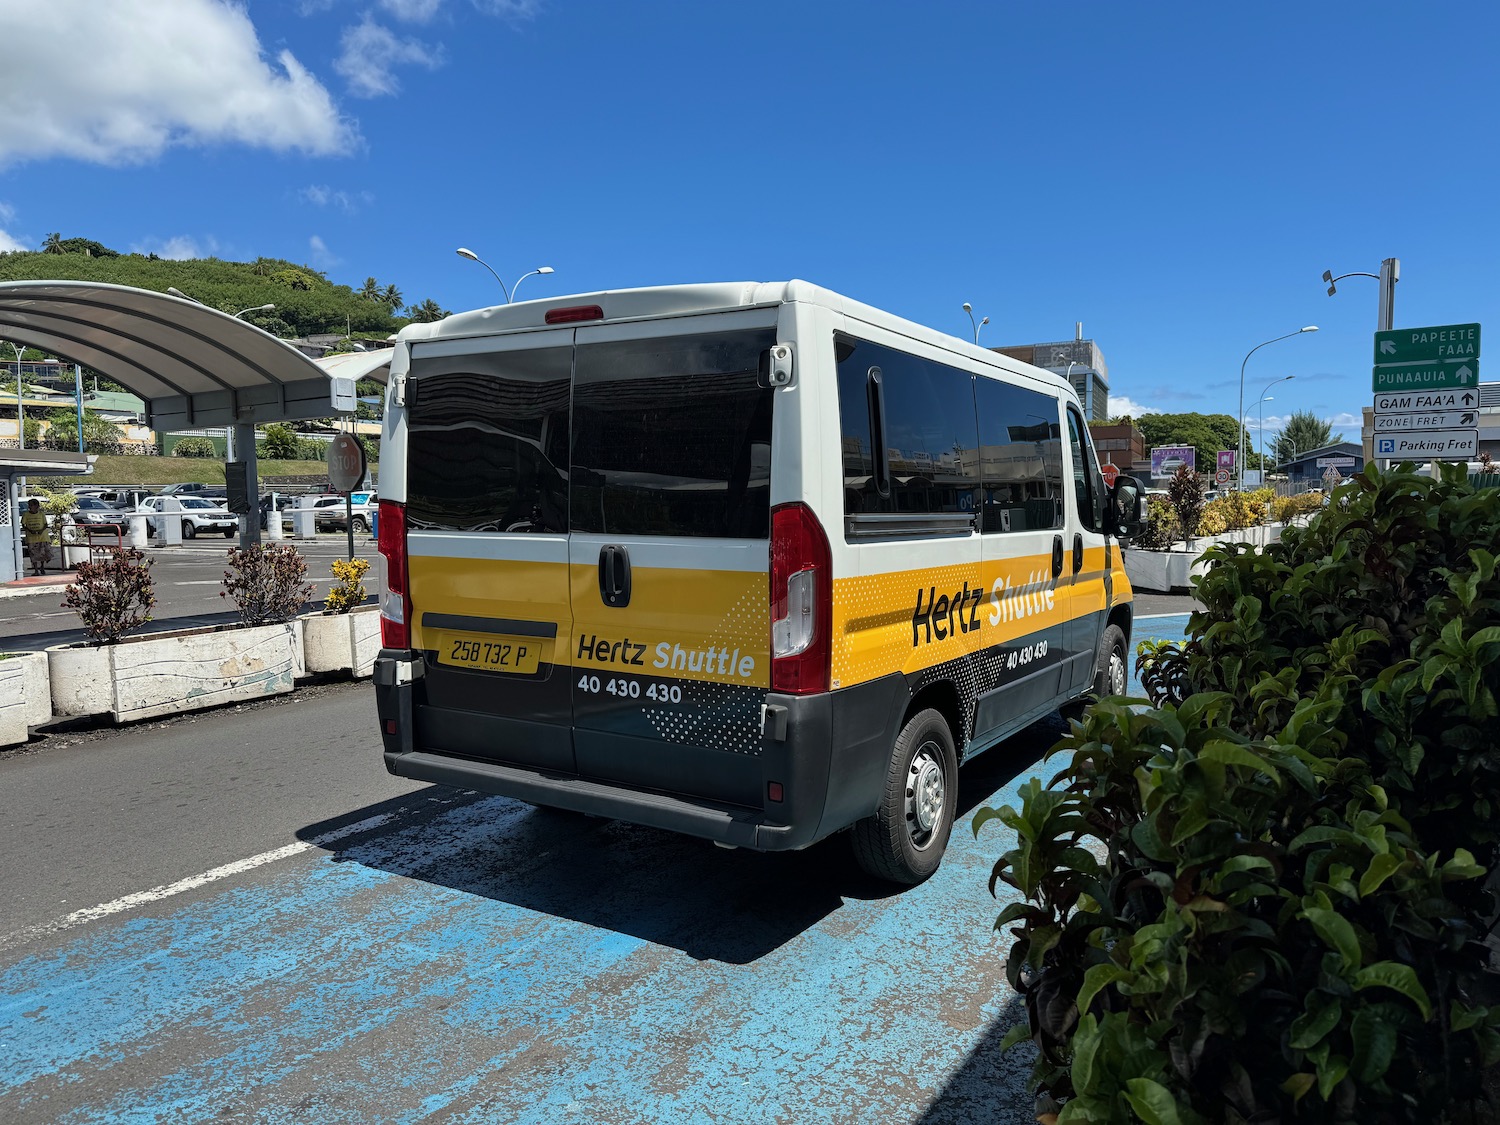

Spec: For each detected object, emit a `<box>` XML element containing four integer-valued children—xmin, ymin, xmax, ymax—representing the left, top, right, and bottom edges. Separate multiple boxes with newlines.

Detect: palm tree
<box><xmin>42</xmin><ymin>232</ymin><xmax>64</xmax><ymax>254</ymax></box>
<box><xmin>405</xmin><ymin>298</ymin><xmax>449</xmax><ymax>323</ymax></box>
<box><xmin>380</xmin><ymin>283</ymin><xmax>403</xmax><ymax>312</ymax></box>
<box><xmin>358</xmin><ymin>277</ymin><xmax>381</xmax><ymax>302</ymax></box>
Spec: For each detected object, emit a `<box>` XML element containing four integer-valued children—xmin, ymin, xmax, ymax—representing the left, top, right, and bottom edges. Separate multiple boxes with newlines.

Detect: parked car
<box><xmin>159</xmin><ymin>483</ymin><xmax>217</xmax><ymax>497</ymax></box>
<box><xmin>315</xmin><ymin>491</ymin><xmax>377</xmax><ymax>533</ymax></box>
<box><xmin>140</xmin><ymin>495</ymin><xmax>237</xmax><ymax>539</ymax></box>
<box><xmin>69</xmin><ymin>496</ymin><xmax>130</xmax><ymax>529</ymax></box>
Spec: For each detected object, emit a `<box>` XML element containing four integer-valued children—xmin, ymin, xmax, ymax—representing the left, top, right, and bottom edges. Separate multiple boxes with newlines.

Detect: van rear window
<box><xmin>570</xmin><ymin>329</ymin><xmax>775</xmax><ymax>539</ymax></box>
<box><xmin>405</xmin><ymin>346</ymin><xmax>571</xmax><ymax>533</ymax></box>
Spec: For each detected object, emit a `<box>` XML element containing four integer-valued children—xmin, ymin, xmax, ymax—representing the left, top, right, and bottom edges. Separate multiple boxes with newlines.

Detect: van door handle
<box><xmin>598</xmin><ymin>545</ymin><xmax>632</xmax><ymax>608</ymax></box>
<box><xmin>1073</xmin><ymin>533</ymin><xmax>1084</xmax><ymax>574</ymax></box>
<box><xmin>1052</xmin><ymin>535</ymin><xmax>1064</xmax><ymax>579</ymax></box>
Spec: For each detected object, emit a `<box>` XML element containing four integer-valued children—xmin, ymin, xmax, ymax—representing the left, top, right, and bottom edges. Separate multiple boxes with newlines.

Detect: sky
<box><xmin>0</xmin><ymin>0</ymin><xmax>1496</xmax><ymax>457</ymax></box>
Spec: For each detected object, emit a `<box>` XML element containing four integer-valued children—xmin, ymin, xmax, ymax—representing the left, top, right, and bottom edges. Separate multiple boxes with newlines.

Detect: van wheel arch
<box><xmin>903</xmin><ymin>679</ymin><xmax>966</xmax><ymax>760</ymax></box>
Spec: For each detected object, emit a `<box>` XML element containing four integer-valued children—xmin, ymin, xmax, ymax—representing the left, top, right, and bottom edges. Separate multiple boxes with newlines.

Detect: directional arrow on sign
<box><xmin>1380</xmin><ymin>340</ymin><xmax>1397</xmax><ymax>355</ymax></box>
<box><xmin>1462</xmin><ymin>392</ymin><xmax>1476</xmax><ymax>405</ymax></box>
<box><xmin>1456</xmin><ymin>364</ymin><xmax>1475</xmax><ymax>383</ymax></box>
<box><xmin>1462</xmin><ymin>412</ymin><xmax>1476</xmax><ymax>425</ymax></box>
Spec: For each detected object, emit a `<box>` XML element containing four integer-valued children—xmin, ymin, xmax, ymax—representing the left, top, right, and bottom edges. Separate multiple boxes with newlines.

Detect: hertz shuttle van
<box><xmin>372</xmin><ymin>282</ymin><xmax>1143</xmax><ymax>884</ymax></box>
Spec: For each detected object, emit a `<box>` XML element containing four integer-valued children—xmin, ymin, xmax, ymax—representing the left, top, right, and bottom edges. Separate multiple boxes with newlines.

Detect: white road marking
<box><xmin>174</xmin><ymin>580</ymin><xmax>223</xmax><ymax>586</ymax></box>
<box><xmin>0</xmin><ymin>812</ymin><xmax>395</xmax><ymax>955</ymax></box>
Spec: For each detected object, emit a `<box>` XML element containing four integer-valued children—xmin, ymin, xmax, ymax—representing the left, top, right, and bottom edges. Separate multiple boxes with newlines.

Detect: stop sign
<box><xmin>326</xmin><ymin>433</ymin><xmax>366</xmax><ymax>493</ymax></box>
<box><xmin>1101</xmin><ymin>462</ymin><xmax>1119</xmax><ymax>487</ymax></box>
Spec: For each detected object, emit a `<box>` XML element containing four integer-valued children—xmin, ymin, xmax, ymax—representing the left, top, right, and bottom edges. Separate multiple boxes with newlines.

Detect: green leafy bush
<box><xmin>1133</xmin><ymin>497</ymin><xmax>1181</xmax><ymax>551</ymax></box>
<box><xmin>979</xmin><ymin>465</ymin><xmax>1500</xmax><ymax>1121</ymax></box>
<box><xmin>172</xmin><ymin>436</ymin><xmax>216</xmax><ymax>458</ymax></box>
<box><xmin>220</xmin><ymin>544</ymin><xmax>313</xmax><ymax>625</ymax></box>
<box><xmin>62</xmin><ymin>547</ymin><xmax>156</xmax><ymax>644</ymax></box>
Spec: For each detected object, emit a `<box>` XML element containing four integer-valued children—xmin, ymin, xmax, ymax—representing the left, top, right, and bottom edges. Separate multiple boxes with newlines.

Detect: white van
<box><xmin>372</xmin><ymin>282</ymin><xmax>1142</xmax><ymax>883</ymax></box>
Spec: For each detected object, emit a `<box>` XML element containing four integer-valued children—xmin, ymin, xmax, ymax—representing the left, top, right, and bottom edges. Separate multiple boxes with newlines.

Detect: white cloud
<box><xmin>472</xmin><ymin>0</ymin><xmax>541</xmax><ymax>19</ymax></box>
<box><xmin>1328</xmin><ymin>412</ymin><xmax>1362</xmax><ymax>430</ymax></box>
<box><xmin>334</xmin><ymin>16</ymin><xmax>444</xmax><ymax>98</ymax></box>
<box><xmin>309</xmin><ymin>235</ymin><xmax>339</xmax><ymax>268</ymax></box>
<box><xmin>0</xmin><ymin>1</ymin><xmax>356</xmax><ymax>166</ymax></box>
<box><xmin>379</xmin><ymin>0</ymin><xmax>445</xmax><ymax>21</ymax></box>
<box><xmin>0</xmin><ymin>203</ymin><xmax>21</xmax><ymax>252</ymax></box>
<box><xmin>1103</xmin><ymin>395</ymin><xmax>1161</xmax><ymax>419</ymax></box>
<box><xmin>130</xmin><ymin>236</ymin><xmax>214</xmax><ymax>261</ymax></box>
<box><xmin>298</xmin><ymin>184</ymin><xmax>374</xmax><ymax>213</ymax></box>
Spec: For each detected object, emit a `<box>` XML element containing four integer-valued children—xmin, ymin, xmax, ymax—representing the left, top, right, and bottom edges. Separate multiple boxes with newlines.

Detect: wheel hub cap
<box><xmin>909</xmin><ymin>750</ymin><xmax>945</xmax><ymax>835</ymax></box>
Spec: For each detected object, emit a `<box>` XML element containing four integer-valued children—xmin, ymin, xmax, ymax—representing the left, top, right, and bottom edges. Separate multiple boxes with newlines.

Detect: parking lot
<box><xmin>0</xmin><ymin>611</ymin><xmax>1189</xmax><ymax>1123</ymax></box>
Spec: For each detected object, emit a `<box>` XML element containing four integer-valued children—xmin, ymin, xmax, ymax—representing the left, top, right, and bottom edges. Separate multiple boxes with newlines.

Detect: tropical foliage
<box><xmin>62</xmin><ymin>548</ymin><xmax>157</xmax><ymax>645</ymax></box>
<box><xmin>977</xmin><ymin>465</ymin><xmax>1500</xmax><ymax>1122</ymax></box>
<box><xmin>1271</xmin><ymin>410</ymin><xmax>1342</xmax><ymax>467</ymax></box>
<box><xmin>220</xmin><ymin>544</ymin><xmax>314</xmax><ymax>626</ymax></box>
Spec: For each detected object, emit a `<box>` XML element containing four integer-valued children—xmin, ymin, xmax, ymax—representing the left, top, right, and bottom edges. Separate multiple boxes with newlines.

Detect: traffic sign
<box><xmin>1374</xmin><ymin>323</ymin><xmax>1480</xmax><ymax>365</ymax></box>
<box><xmin>1215</xmin><ymin>467</ymin><xmax>1230</xmax><ymax>485</ymax></box>
<box><xmin>327</xmin><ymin>433</ymin><xmax>366</xmax><ymax>492</ymax></box>
<box><xmin>1101</xmin><ymin>462</ymin><xmax>1119</xmax><ymax>487</ymax></box>
<box><xmin>1371</xmin><ymin>361</ymin><xmax>1478</xmax><ymax>393</ymax></box>
<box><xmin>1373</xmin><ymin>389</ymin><xmax>1477</xmax><ymax>413</ymax></box>
<box><xmin>1374</xmin><ymin>430</ymin><xmax>1478</xmax><ymax>460</ymax></box>
<box><xmin>1372</xmin><ymin>409</ymin><xmax>1477</xmax><ymax>433</ymax></box>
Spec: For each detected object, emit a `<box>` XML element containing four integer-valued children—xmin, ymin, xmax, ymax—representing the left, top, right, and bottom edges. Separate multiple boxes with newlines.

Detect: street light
<box><xmin>961</xmin><ymin>303</ymin><xmax>989</xmax><ymax>345</ymax></box>
<box><xmin>1256</xmin><ymin>374</ymin><xmax>1295</xmax><ymax>473</ymax></box>
<box><xmin>2</xmin><ymin>341</ymin><xmax>22</xmax><ymax>450</ymax></box>
<box><xmin>234</xmin><ymin>304</ymin><xmax>275</xmax><ymax>319</ymax></box>
<box><xmin>510</xmin><ymin>266</ymin><xmax>554</xmax><ymax>303</ymax></box>
<box><xmin>1238</xmin><ymin>327</ymin><xmax>1317</xmax><ymax>491</ymax></box>
<box><xmin>455</xmin><ymin>248</ymin><xmax>556</xmax><ymax>304</ymax></box>
<box><xmin>166</xmin><ymin>286</ymin><xmax>203</xmax><ymax>304</ymax></box>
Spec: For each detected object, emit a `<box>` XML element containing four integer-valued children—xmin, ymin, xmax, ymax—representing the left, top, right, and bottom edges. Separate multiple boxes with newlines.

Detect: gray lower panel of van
<box><xmin>385</xmin><ymin>750</ymin><xmax>796</xmax><ymax>850</ymax></box>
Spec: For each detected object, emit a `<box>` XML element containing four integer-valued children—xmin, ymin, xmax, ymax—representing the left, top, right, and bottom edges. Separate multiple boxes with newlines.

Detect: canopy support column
<box><xmin>234</xmin><ymin>422</ymin><xmax>261</xmax><ymax>548</ymax></box>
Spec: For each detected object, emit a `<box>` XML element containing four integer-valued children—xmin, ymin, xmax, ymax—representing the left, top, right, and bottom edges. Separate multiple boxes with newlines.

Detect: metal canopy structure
<box><xmin>0</xmin><ymin>281</ymin><xmax>388</xmax><ymax>431</ymax></box>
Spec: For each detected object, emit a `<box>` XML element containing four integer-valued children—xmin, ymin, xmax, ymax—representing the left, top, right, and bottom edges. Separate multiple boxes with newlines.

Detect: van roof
<box><xmin>399</xmin><ymin>280</ymin><xmax>1075</xmax><ymax>398</ymax></box>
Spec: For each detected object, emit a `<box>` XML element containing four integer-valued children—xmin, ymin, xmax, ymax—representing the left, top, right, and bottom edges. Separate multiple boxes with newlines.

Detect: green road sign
<box><xmin>1371</xmin><ymin>360</ymin><xmax>1479</xmax><ymax>393</ymax></box>
<box><xmin>1373</xmin><ymin>323</ymin><xmax>1480</xmax><ymax>365</ymax></box>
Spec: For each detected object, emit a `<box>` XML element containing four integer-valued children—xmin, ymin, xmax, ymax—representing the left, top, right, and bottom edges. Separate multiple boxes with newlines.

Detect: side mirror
<box><xmin>1106</xmin><ymin>477</ymin><xmax>1144</xmax><ymax>538</ymax></box>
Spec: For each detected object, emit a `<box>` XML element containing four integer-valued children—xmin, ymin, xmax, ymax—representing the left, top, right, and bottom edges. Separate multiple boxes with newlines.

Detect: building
<box><xmin>1279</xmin><ymin>442</ymin><xmax>1364</xmax><ymax>491</ymax></box>
<box><xmin>1088</xmin><ymin>420</ymin><xmax>1145</xmax><ymax>474</ymax></box>
<box><xmin>993</xmin><ymin>324</ymin><xmax>1110</xmax><ymax>421</ymax></box>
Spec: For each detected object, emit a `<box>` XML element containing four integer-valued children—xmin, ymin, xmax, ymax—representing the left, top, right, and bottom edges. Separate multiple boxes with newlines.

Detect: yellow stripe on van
<box><xmin>831</xmin><ymin>551</ymin><xmax>1112</xmax><ymax>689</ymax></box>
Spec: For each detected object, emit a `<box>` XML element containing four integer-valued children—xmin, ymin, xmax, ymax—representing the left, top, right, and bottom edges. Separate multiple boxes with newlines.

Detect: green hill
<box><xmin>0</xmin><ymin>241</ymin><xmax>416</xmax><ymax>340</ymax></box>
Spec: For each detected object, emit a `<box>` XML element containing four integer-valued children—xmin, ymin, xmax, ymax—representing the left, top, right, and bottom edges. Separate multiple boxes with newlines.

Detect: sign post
<box><xmin>327</xmin><ymin>433</ymin><xmax>366</xmax><ymax>560</ymax></box>
<box><xmin>1371</xmin><ymin>322</ymin><xmax>1481</xmax><ymax>467</ymax></box>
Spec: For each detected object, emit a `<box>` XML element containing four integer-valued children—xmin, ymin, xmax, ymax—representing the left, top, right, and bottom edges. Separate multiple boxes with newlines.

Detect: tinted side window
<box><xmin>835</xmin><ymin>335</ymin><xmax>979</xmax><ymax>516</ymax></box>
<box><xmin>571</xmin><ymin>328</ymin><xmax>775</xmax><ymax>538</ymax></box>
<box><xmin>974</xmin><ymin>378</ymin><xmax>1064</xmax><ymax>533</ymax></box>
<box><xmin>406</xmin><ymin>346</ymin><xmax>571</xmax><ymax>533</ymax></box>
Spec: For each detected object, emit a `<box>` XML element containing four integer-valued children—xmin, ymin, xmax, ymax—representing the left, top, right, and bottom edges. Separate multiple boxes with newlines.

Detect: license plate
<box><xmin>432</xmin><ymin>630</ymin><xmax>543</xmax><ymax>675</ymax></box>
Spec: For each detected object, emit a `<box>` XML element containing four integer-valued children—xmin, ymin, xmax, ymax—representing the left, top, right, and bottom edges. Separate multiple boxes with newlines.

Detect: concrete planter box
<box><xmin>299</xmin><ymin>605</ymin><xmax>380</xmax><ymax>678</ymax></box>
<box><xmin>1124</xmin><ymin>549</ymin><xmax>1195</xmax><ymax>594</ymax></box>
<box><xmin>0</xmin><ymin>651</ymin><xmax>50</xmax><ymax>746</ymax></box>
<box><xmin>48</xmin><ymin>620</ymin><xmax>305</xmax><ymax>723</ymax></box>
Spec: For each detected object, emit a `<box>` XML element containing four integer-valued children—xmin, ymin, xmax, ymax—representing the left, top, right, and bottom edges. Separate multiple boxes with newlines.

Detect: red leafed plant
<box><xmin>62</xmin><ymin>547</ymin><xmax>156</xmax><ymax>645</ymax></box>
<box><xmin>220</xmin><ymin>544</ymin><xmax>314</xmax><ymax>626</ymax></box>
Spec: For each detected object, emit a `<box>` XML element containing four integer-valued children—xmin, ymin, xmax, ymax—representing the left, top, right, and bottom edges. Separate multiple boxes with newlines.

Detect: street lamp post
<box><xmin>1238</xmin><ymin>327</ymin><xmax>1317</xmax><ymax>491</ymax></box>
<box><xmin>2</xmin><ymin>342</ymin><xmax>21</xmax><ymax>450</ymax></box>
<box><xmin>961</xmin><ymin>303</ymin><xmax>989</xmax><ymax>345</ymax></box>
<box><xmin>455</xmin><ymin>249</ymin><xmax>555</xmax><ymax>304</ymax></box>
<box><xmin>234</xmin><ymin>303</ymin><xmax>275</xmax><ymax>320</ymax></box>
<box><xmin>1255</xmin><ymin>374</ymin><xmax>1295</xmax><ymax>477</ymax></box>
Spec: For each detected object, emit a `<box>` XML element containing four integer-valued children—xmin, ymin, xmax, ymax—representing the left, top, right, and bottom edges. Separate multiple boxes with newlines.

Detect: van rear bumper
<box><xmin>383</xmin><ymin>748</ymin><xmax>805</xmax><ymax>850</ymax></box>
<box><xmin>374</xmin><ymin>650</ymin><xmax>906</xmax><ymax>852</ymax></box>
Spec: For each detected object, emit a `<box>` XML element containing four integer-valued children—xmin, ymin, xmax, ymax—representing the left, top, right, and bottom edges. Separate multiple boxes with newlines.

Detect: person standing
<box><xmin>21</xmin><ymin>498</ymin><xmax>50</xmax><ymax>576</ymax></box>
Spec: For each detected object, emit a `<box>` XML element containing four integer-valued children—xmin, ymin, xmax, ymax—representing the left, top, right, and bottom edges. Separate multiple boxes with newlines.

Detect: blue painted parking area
<box><xmin>0</xmin><ymin>616</ymin><xmax>1191</xmax><ymax>1124</ymax></box>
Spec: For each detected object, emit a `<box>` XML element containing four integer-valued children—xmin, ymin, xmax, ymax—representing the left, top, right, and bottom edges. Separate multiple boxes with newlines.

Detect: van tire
<box><xmin>851</xmin><ymin>708</ymin><xmax>957</xmax><ymax>885</ymax></box>
<box><xmin>181</xmin><ymin>520</ymin><xmax>196</xmax><ymax>540</ymax></box>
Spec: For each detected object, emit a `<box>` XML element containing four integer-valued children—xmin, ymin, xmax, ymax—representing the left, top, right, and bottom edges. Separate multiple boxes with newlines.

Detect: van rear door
<box><xmin>566</xmin><ymin>313</ymin><xmax>777</xmax><ymax>810</ymax></box>
<box><xmin>403</xmin><ymin>329</ymin><xmax>577</xmax><ymax>774</ymax></box>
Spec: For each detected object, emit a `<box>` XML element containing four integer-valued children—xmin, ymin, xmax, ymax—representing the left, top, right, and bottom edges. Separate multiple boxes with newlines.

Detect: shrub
<box><xmin>1167</xmin><ymin>466</ymin><xmax>1204</xmax><ymax>538</ymax></box>
<box><xmin>1132</xmin><ymin>497</ymin><xmax>1181</xmax><ymax>551</ymax></box>
<box><xmin>322</xmin><ymin>557</ymin><xmax>369</xmax><ymax>614</ymax></box>
<box><xmin>260</xmin><ymin>423</ymin><xmax>299</xmax><ymax>461</ymax></box>
<box><xmin>1196</xmin><ymin>505</ymin><xmax>1228</xmax><ymax>536</ymax></box>
<box><xmin>220</xmin><ymin>544</ymin><xmax>313</xmax><ymax>625</ymax></box>
<box><xmin>980</xmin><ymin>464</ymin><xmax>1500</xmax><ymax>1121</ymax></box>
<box><xmin>172</xmin><ymin>436</ymin><xmax>216</xmax><ymax>458</ymax></box>
<box><xmin>61</xmin><ymin>547</ymin><xmax>156</xmax><ymax>644</ymax></box>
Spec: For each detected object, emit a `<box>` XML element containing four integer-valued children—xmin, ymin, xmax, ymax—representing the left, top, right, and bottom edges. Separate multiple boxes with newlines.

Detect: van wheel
<box><xmin>353</xmin><ymin>515</ymin><xmax>370</xmax><ymax>534</ymax></box>
<box><xmin>851</xmin><ymin>708</ymin><xmax>957</xmax><ymax>885</ymax></box>
<box><xmin>181</xmin><ymin>520</ymin><xmax>196</xmax><ymax>540</ymax></box>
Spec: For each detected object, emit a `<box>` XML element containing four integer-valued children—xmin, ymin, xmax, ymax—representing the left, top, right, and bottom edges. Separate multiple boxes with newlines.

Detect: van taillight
<box><xmin>770</xmin><ymin>502</ymin><xmax>831</xmax><ymax>695</ymax></box>
<box><xmin>376</xmin><ymin>500</ymin><xmax>410</xmax><ymax>649</ymax></box>
<box><xmin>544</xmin><ymin>304</ymin><xmax>604</xmax><ymax>325</ymax></box>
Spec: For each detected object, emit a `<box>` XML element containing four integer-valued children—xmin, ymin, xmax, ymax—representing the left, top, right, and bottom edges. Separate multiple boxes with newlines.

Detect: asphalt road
<box><xmin>0</xmin><ymin>535</ymin><xmax>380</xmax><ymax>651</ymax></box>
<box><xmin>0</xmin><ymin>615</ymin><xmax>1193</xmax><ymax>1123</ymax></box>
